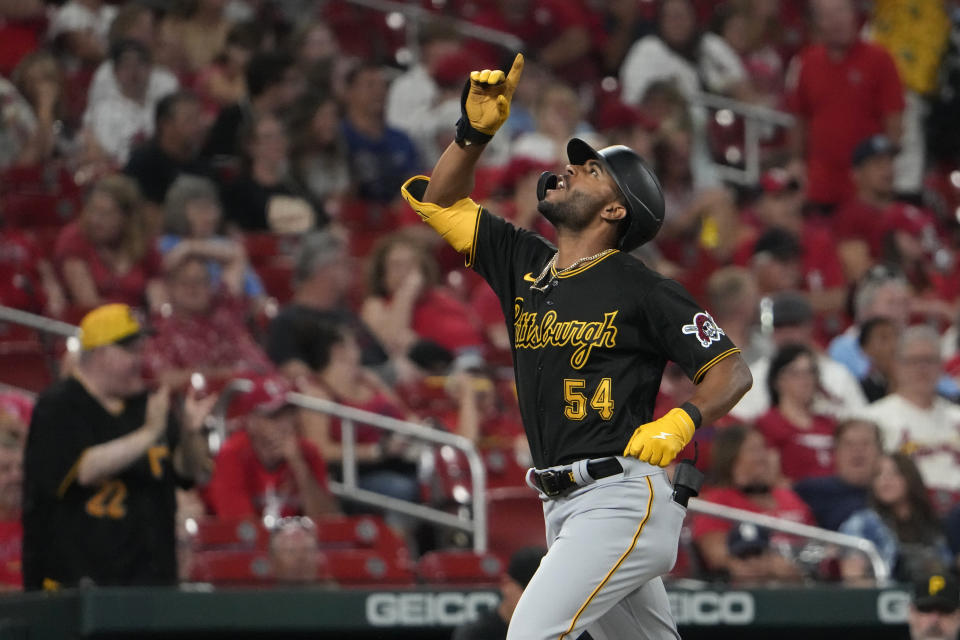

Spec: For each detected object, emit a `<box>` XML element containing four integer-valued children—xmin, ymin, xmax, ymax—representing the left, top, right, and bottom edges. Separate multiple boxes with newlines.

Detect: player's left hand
<box><xmin>623</xmin><ymin>408</ymin><xmax>696</xmax><ymax>467</ymax></box>
<box><xmin>456</xmin><ymin>53</ymin><xmax>524</xmax><ymax>145</ymax></box>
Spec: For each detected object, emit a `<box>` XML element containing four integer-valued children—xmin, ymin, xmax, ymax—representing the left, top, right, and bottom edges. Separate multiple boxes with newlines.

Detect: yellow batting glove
<box><xmin>623</xmin><ymin>408</ymin><xmax>696</xmax><ymax>467</ymax></box>
<box><xmin>455</xmin><ymin>53</ymin><xmax>524</xmax><ymax>146</ymax></box>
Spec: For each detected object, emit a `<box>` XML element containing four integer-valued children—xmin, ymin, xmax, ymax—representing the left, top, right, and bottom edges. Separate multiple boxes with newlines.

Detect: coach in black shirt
<box><xmin>22</xmin><ymin>304</ymin><xmax>213</xmax><ymax>590</ymax></box>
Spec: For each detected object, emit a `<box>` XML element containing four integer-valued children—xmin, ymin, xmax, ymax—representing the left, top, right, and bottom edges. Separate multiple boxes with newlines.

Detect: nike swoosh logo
<box><xmin>523</xmin><ymin>272</ymin><xmax>536</xmax><ymax>282</ymax></box>
<box><xmin>652</xmin><ymin>432</ymin><xmax>673</xmax><ymax>440</ymax></box>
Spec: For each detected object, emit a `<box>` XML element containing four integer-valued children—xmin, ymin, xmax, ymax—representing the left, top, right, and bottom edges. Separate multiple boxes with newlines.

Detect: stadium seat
<box><xmin>0</xmin><ymin>16</ymin><xmax>47</xmax><ymax>77</ymax></box>
<box><xmin>255</xmin><ymin>262</ymin><xmax>295</xmax><ymax>303</ymax></box>
<box><xmin>428</xmin><ymin>445</ymin><xmax>530</xmax><ymax>509</ymax></box>
<box><xmin>242</xmin><ymin>233</ymin><xmax>281</xmax><ymax>266</ymax></box>
<box><xmin>188</xmin><ymin>549</ymin><xmax>276</xmax><ymax>585</ymax></box>
<box><xmin>320</xmin><ymin>548</ymin><xmax>415</xmax><ymax>586</ymax></box>
<box><xmin>0</xmin><ymin>324</ymin><xmax>56</xmax><ymax>393</ymax></box>
<box><xmin>26</xmin><ymin>227</ymin><xmax>63</xmax><ymax>256</ymax></box>
<box><xmin>0</xmin><ymin>164</ymin><xmax>83</xmax><ymax>228</ymax></box>
<box><xmin>188</xmin><ymin>517</ymin><xmax>269</xmax><ymax>550</ymax></box>
<box><xmin>318</xmin><ymin>1</ymin><xmax>403</xmax><ymax>62</ymax></box>
<box><xmin>482</xmin><ymin>448</ymin><xmax>529</xmax><ymax>490</ymax></box>
<box><xmin>242</xmin><ymin>233</ymin><xmax>300</xmax><ymax>267</ymax></box>
<box><xmin>415</xmin><ymin>550</ymin><xmax>503</xmax><ymax>585</ymax></box>
<box><xmin>314</xmin><ymin>515</ymin><xmax>411</xmax><ymax>562</ymax></box>
<box><xmin>486</xmin><ymin>487</ymin><xmax>545</xmax><ymax>563</ymax></box>
<box><xmin>1</xmin><ymin>193</ymin><xmax>78</xmax><ymax>228</ymax></box>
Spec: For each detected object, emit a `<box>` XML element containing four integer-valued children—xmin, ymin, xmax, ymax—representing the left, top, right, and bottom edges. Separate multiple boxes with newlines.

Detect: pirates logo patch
<box><xmin>682</xmin><ymin>312</ymin><xmax>725</xmax><ymax>348</ymax></box>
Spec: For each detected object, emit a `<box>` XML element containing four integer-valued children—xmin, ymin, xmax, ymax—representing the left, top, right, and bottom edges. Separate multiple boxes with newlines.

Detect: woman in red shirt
<box><xmin>361</xmin><ymin>232</ymin><xmax>485</xmax><ymax>357</ymax></box>
<box><xmin>54</xmin><ymin>174</ymin><xmax>164</xmax><ymax>313</ymax></box>
<box><xmin>297</xmin><ymin>321</ymin><xmax>420</xmax><ymax>504</ymax></box>
<box><xmin>756</xmin><ymin>344</ymin><xmax>837</xmax><ymax>482</ymax></box>
<box><xmin>693</xmin><ymin>425</ymin><xmax>813</xmax><ymax>582</ymax></box>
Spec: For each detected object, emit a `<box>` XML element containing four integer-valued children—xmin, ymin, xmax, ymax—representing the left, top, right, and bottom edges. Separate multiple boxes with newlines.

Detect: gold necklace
<box><xmin>528</xmin><ymin>248</ymin><xmax>617</xmax><ymax>292</ymax></box>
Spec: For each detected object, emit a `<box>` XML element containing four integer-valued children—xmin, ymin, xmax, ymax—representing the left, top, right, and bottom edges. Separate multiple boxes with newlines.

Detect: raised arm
<box><xmin>421</xmin><ymin>54</ymin><xmax>524</xmax><ymax>207</ymax></box>
<box><xmin>422</xmin><ymin>143</ymin><xmax>486</xmax><ymax>208</ymax></box>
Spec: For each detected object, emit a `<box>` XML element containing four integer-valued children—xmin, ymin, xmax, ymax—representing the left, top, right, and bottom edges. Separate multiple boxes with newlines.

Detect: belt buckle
<box><xmin>538</xmin><ymin>470</ymin><xmax>564</xmax><ymax>498</ymax></box>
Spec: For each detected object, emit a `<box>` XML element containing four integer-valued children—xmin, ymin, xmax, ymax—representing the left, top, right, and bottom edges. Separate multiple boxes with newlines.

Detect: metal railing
<box><xmin>689</xmin><ymin>497</ymin><xmax>890</xmax><ymax>585</ymax></box>
<box><xmin>0</xmin><ymin>305</ymin><xmax>78</xmax><ymax>388</ymax></box>
<box><xmin>208</xmin><ymin>378</ymin><xmax>489</xmax><ymax>553</ymax></box>
<box><xmin>343</xmin><ymin>0</ymin><xmax>522</xmax><ymax>61</ymax></box>
<box><xmin>0</xmin><ymin>305</ymin><xmax>79</xmax><ymax>339</ymax></box>
<box><xmin>688</xmin><ymin>92</ymin><xmax>796</xmax><ymax>187</ymax></box>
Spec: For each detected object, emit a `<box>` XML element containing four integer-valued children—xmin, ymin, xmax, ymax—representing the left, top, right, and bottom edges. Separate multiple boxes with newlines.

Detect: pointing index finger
<box><xmin>504</xmin><ymin>53</ymin><xmax>524</xmax><ymax>99</ymax></box>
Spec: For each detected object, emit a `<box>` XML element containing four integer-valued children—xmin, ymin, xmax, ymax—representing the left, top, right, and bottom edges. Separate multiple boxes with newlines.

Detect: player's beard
<box><xmin>537</xmin><ymin>190</ymin><xmax>603</xmax><ymax>232</ymax></box>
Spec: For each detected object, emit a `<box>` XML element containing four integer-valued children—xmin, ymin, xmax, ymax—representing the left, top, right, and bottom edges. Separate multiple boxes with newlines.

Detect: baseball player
<box><xmin>400</xmin><ymin>54</ymin><xmax>752</xmax><ymax>640</ymax></box>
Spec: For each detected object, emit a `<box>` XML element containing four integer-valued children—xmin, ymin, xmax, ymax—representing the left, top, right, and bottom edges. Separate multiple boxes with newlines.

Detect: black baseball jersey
<box><xmin>22</xmin><ymin>378</ymin><xmax>183</xmax><ymax>590</ymax></box>
<box><xmin>470</xmin><ymin>211</ymin><xmax>739</xmax><ymax>469</ymax></box>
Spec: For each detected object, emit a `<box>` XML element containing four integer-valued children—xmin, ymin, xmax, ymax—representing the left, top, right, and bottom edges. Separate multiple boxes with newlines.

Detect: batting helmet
<box><xmin>566</xmin><ymin>137</ymin><xmax>665</xmax><ymax>252</ymax></box>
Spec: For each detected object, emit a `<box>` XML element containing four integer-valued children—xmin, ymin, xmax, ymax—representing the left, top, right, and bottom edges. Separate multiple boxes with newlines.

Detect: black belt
<box><xmin>533</xmin><ymin>458</ymin><xmax>623</xmax><ymax>498</ymax></box>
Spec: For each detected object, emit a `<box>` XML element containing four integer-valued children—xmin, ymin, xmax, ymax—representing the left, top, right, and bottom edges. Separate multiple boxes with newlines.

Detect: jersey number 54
<box><xmin>563</xmin><ymin>378</ymin><xmax>614</xmax><ymax>421</ymax></box>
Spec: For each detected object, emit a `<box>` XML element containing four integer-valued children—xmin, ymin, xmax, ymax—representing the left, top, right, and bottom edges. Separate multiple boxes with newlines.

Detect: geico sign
<box><xmin>366</xmin><ymin>592</ymin><xmax>500</xmax><ymax>627</ymax></box>
<box><xmin>877</xmin><ymin>590</ymin><xmax>910</xmax><ymax>624</ymax></box>
<box><xmin>668</xmin><ymin>591</ymin><xmax>755</xmax><ymax>625</ymax></box>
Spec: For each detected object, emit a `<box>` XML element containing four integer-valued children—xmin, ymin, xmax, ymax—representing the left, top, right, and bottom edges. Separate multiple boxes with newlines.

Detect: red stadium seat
<box><xmin>416</xmin><ymin>550</ymin><xmax>503</xmax><ymax>585</ymax></box>
<box><xmin>26</xmin><ymin>227</ymin><xmax>63</xmax><ymax>256</ymax></box>
<box><xmin>482</xmin><ymin>448</ymin><xmax>529</xmax><ymax>490</ymax></box>
<box><xmin>0</xmin><ymin>349</ymin><xmax>53</xmax><ymax>393</ymax></box>
<box><xmin>0</xmin><ymin>324</ymin><xmax>56</xmax><ymax>393</ymax></box>
<box><xmin>242</xmin><ymin>233</ymin><xmax>300</xmax><ymax>267</ymax></box>
<box><xmin>188</xmin><ymin>549</ymin><xmax>276</xmax><ymax>585</ymax></box>
<box><xmin>0</xmin><ymin>164</ymin><xmax>83</xmax><ymax>228</ymax></box>
<box><xmin>0</xmin><ymin>17</ymin><xmax>47</xmax><ymax>77</ymax></box>
<box><xmin>188</xmin><ymin>517</ymin><xmax>269</xmax><ymax>550</ymax></box>
<box><xmin>1</xmin><ymin>193</ymin><xmax>78</xmax><ymax>228</ymax></box>
<box><xmin>242</xmin><ymin>233</ymin><xmax>281</xmax><ymax>266</ymax></box>
<box><xmin>429</xmin><ymin>445</ymin><xmax>530</xmax><ymax>508</ymax></box>
<box><xmin>318</xmin><ymin>1</ymin><xmax>404</xmax><ymax>61</ymax></box>
<box><xmin>320</xmin><ymin>548</ymin><xmax>415</xmax><ymax>586</ymax></box>
<box><xmin>255</xmin><ymin>262</ymin><xmax>294</xmax><ymax>303</ymax></box>
<box><xmin>486</xmin><ymin>487</ymin><xmax>545</xmax><ymax>563</ymax></box>
<box><xmin>314</xmin><ymin>515</ymin><xmax>409</xmax><ymax>561</ymax></box>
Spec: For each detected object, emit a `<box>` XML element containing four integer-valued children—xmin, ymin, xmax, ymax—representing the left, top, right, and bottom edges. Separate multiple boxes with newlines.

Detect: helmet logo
<box><xmin>682</xmin><ymin>312</ymin><xmax>725</xmax><ymax>348</ymax></box>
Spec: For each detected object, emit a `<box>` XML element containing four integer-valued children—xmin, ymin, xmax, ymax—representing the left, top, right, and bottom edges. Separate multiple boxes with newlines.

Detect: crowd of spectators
<box><xmin>1</xmin><ymin>0</ymin><xmax>960</xmax><ymax>593</ymax></box>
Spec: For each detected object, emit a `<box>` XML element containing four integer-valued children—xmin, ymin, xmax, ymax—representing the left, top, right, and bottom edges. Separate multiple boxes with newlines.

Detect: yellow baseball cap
<box><xmin>79</xmin><ymin>303</ymin><xmax>144</xmax><ymax>350</ymax></box>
